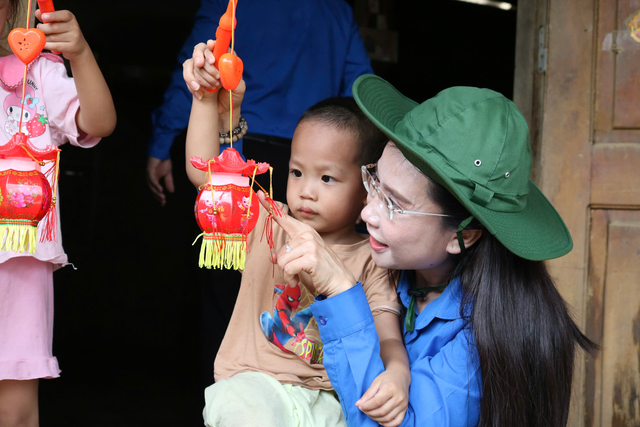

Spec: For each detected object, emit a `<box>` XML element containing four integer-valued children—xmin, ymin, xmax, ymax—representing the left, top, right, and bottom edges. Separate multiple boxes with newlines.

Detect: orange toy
<box><xmin>207</xmin><ymin>0</ymin><xmax>243</xmax><ymax>92</ymax></box>
<box><xmin>218</xmin><ymin>53</ymin><xmax>243</xmax><ymax>92</ymax></box>
<box><xmin>212</xmin><ymin>0</ymin><xmax>237</xmax><ymax>68</ymax></box>
<box><xmin>7</xmin><ymin>28</ymin><xmax>46</xmax><ymax>65</ymax></box>
<box><xmin>36</xmin><ymin>0</ymin><xmax>61</xmax><ymax>54</ymax></box>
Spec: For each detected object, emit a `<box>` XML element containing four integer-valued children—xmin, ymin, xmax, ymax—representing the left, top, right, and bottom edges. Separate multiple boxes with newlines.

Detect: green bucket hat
<box><xmin>352</xmin><ymin>74</ymin><xmax>572</xmax><ymax>261</ymax></box>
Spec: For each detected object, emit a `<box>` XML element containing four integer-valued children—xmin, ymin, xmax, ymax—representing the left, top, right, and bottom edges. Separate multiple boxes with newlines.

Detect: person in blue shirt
<box><xmin>258</xmin><ymin>75</ymin><xmax>598</xmax><ymax>427</ymax></box>
<box><xmin>147</xmin><ymin>0</ymin><xmax>373</xmax><ymax>205</ymax></box>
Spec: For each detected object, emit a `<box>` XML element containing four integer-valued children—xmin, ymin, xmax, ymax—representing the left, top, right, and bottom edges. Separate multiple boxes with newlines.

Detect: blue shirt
<box><xmin>149</xmin><ymin>0</ymin><xmax>373</xmax><ymax>160</ymax></box>
<box><xmin>310</xmin><ymin>272</ymin><xmax>481</xmax><ymax>427</ymax></box>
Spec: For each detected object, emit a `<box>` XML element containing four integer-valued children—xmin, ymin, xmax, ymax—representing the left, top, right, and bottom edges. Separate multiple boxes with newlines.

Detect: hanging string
<box><xmin>40</xmin><ymin>149</ymin><xmax>60</xmax><ymax>242</ymax></box>
<box><xmin>246</xmin><ymin>164</ymin><xmax>257</xmax><ymax>220</ymax></box>
<box><xmin>229</xmin><ymin>90</ymin><xmax>233</xmax><ymax>150</ymax></box>
<box><xmin>208</xmin><ymin>159</ymin><xmax>216</xmax><ymax>216</ymax></box>
<box><xmin>17</xmin><ymin>0</ymin><xmax>33</xmax><ymax>134</ymax></box>
<box><xmin>24</xmin><ymin>1</ymin><xmax>32</xmax><ymax>35</ymax></box>
<box><xmin>20</xmin><ymin>145</ymin><xmax>45</xmax><ymax>166</ymax></box>
<box><xmin>50</xmin><ymin>149</ymin><xmax>60</xmax><ymax>201</ymax></box>
<box><xmin>230</xmin><ymin>0</ymin><xmax>236</xmax><ymax>55</ymax></box>
<box><xmin>228</xmin><ymin>0</ymin><xmax>236</xmax><ymax>149</ymax></box>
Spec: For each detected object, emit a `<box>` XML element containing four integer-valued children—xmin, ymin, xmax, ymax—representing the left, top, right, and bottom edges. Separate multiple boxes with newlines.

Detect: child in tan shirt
<box><xmin>183</xmin><ymin>42</ymin><xmax>409</xmax><ymax>427</ymax></box>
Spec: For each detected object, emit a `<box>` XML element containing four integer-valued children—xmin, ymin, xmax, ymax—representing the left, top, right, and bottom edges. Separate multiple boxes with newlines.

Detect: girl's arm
<box><xmin>36</xmin><ymin>9</ymin><xmax>116</xmax><ymax>138</ymax></box>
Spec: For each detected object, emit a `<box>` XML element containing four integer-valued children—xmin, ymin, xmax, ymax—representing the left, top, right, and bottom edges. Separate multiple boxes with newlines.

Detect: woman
<box><xmin>259</xmin><ymin>75</ymin><xmax>597</xmax><ymax>427</ymax></box>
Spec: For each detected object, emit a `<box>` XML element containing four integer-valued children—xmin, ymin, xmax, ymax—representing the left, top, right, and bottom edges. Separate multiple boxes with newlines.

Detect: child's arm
<box><xmin>356</xmin><ymin>311</ymin><xmax>410</xmax><ymax>427</ymax></box>
<box><xmin>184</xmin><ymin>41</ymin><xmax>246</xmax><ymax>187</ymax></box>
<box><xmin>183</xmin><ymin>42</ymin><xmax>221</xmax><ymax>187</ymax></box>
<box><xmin>35</xmin><ymin>9</ymin><xmax>116</xmax><ymax>138</ymax></box>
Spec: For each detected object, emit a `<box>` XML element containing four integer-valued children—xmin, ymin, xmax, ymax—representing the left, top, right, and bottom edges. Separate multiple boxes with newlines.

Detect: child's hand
<box><xmin>356</xmin><ymin>369</ymin><xmax>410</xmax><ymax>427</ymax></box>
<box><xmin>218</xmin><ymin>78</ymin><xmax>245</xmax><ymax>116</ymax></box>
<box><xmin>183</xmin><ymin>40</ymin><xmax>221</xmax><ymax>100</ymax></box>
<box><xmin>35</xmin><ymin>10</ymin><xmax>89</xmax><ymax>61</ymax></box>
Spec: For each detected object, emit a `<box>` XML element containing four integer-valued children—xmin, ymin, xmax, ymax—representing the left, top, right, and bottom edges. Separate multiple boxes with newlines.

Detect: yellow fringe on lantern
<box><xmin>193</xmin><ymin>232</ymin><xmax>248</xmax><ymax>270</ymax></box>
<box><xmin>0</xmin><ymin>219</ymin><xmax>39</xmax><ymax>254</ymax></box>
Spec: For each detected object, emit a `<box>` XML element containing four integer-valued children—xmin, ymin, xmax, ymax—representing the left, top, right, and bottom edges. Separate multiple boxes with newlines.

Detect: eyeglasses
<box><xmin>361</xmin><ymin>164</ymin><xmax>453</xmax><ymax>221</ymax></box>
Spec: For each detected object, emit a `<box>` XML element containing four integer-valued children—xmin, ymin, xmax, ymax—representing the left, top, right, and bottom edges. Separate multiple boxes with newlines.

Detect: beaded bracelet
<box><xmin>219</xmin><ymin>116</ymin><xmax>248</xmax><ymax>144</ymax></box>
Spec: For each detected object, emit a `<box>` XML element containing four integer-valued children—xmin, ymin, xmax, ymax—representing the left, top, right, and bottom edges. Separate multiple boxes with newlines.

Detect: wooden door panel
<box><xmin>586</xmin><ymin>210</ymin><xmax>640</xmax><ymax>427</ymax></box>
<box><xmin>613</xmin><ymin>3</ymin><xmax>640</xmax><ymax>128</ymax></box>
<box><xmin>595</xmin><ymin>0</ymin><xmax>640</xmax><ymax>142</ymax></box>
<box><xmin>515</xmin><ymin>0</ymin><xmax>640</xmax><ymax>424</ymax></box>
<box><xmin>592</xmin><ymin>144</ymin><xmax>640</xmax><ymax>206</ymax></box>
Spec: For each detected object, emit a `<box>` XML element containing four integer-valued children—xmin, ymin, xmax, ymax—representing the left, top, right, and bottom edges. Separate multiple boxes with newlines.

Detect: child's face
<box><xmin>286</xmin><ymin>120</ymin><xmax>366</xmax><ymax>244</ymax></box>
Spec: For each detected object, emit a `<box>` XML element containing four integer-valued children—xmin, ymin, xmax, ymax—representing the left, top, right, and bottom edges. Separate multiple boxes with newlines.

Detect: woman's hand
<box><xmin>183</xmin><ymin>41</ymin><xmax>221</xmax><ymax>100</ymax></box>
<box><xmin>257</xmin><ymin>192</ymin><xmax>356</xmax><ymax>297</ymax></box>
<box><xmin>36</xmin><ymin>9</ymin><xmax>89</xmax><ymax>62</ymax></box>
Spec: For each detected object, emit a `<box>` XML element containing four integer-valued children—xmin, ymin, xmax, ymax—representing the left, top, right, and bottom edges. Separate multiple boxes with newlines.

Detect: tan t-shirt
<box><xmin>214</xmin><ymin>203</ymin><xmax>401</xmax><ymax>390</ymax></box>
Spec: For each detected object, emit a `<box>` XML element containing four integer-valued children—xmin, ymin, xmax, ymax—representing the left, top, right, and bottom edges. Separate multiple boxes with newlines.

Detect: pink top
<box><xmin>0</xmin><ymin>53</ymin><xmax>100</xmax><ymax>267</ymax></box>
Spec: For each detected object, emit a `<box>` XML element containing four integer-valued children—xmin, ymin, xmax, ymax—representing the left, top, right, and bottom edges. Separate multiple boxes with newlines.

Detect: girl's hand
<box><xmin>257</xmin><ymin>192</ymin><xmax>356</xmax><ymax>297</ymax></box>
<box><xmin>183</xmin><ymin>41</ymin><xmax>221</xmax><ymax>100</ymax></box>
<box><xmin>35</xmin><ymin>10</ymin><xmax>89</xmax><ymax>62</ymax></box>
<box><xmin>356</xmin><ymin>368</ymin><xmax>410</xmax><ymax>427</ymax></box>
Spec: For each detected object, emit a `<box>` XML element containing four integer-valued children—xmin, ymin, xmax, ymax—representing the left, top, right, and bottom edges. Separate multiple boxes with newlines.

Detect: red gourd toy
<box><xmin>207</xmin><ymin>0</ymin><xmax>243</xmax><ymax>92</ymax></box>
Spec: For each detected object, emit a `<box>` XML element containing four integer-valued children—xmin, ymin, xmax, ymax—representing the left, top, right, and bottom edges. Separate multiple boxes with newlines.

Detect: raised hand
<box><xmin>183</xmin><ymin>41</ymin><xmax>221</xmax><ymax>100</ymax></box>
<box><xmin>35</xmin><ymin>9</ymin><xmax>88</xmax><ymax>61</ymax></box>
<box><xmin>257</xmin><ymin>191</ymin><xmax>356</xmax><ymax>297</ymax></box>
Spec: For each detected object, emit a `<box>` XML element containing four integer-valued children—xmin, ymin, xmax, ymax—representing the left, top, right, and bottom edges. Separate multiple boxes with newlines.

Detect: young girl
<box><xmin>0</xmin><ymin>1</ymin><xmax>116</xmax><ymax>425</ymax></box>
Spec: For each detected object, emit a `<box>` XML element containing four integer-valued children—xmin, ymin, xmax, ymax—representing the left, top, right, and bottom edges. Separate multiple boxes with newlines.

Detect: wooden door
<box><xmin>514</xmin><ymin>0</ymin><xmax>640</xmax><ymax>425</ymax></box>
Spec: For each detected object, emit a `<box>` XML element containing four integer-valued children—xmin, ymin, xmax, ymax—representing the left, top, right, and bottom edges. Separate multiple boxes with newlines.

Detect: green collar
<box><xmin>405</xmin><ymin>284</ymin><xmax>448</xmax><ymax>332</ymax></box>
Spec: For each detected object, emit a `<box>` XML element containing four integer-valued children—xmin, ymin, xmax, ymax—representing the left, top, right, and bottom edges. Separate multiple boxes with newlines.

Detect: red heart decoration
<box><xmin>219</xmin><ymin>53</ymin><xmax>243</xmax><ymax>91</ymax></box>
<box><xmin>8</xmin><ymin>28</ymin><xmax>47</xmax><ymax>65</ymax></box>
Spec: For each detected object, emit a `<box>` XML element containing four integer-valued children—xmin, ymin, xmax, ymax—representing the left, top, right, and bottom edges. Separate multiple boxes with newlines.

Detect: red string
<box><xmin>17</xmin><ymin>0</ymin><xmax>34</xmax><ymax>133</ymax></box>
<box><xmin>260</xmin><ymin>196</ymin><xmax>283</xmax><ymax>277</ymax></box>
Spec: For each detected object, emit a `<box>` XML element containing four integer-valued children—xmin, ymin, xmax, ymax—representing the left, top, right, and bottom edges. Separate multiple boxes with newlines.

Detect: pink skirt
<box><xmin>0</xmin><ymin>256</ymin><xmax>60</xmax><ymax>380</ymax></box>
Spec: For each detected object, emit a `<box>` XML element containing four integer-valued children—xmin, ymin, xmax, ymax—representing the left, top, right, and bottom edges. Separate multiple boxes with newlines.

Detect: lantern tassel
<box><xmin>194</xmin><ymin>232</ymin><xmax>248</xmax><ymax>270</ymax></box>
<box><xmin>39</xmin><ymin>201</ymin><xmax>56</xmax><ymax>242</ymax></box>
<box><xmin>0</xmin><ymin>219</ymin><xmax>38</xmax><ymax>254</ymax></box>
<box><xmin>40</xmin><ymin>150</ymin><xmax>60</xmax><ymax>243</ymax></box>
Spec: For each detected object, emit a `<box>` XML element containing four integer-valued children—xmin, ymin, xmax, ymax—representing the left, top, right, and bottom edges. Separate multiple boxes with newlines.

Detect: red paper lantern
<box><xmin>0</xmin><ymin>132</ymin><xmax>59</xmax><ymax>253</ymax></box>
<box><xmin>190</xmin><ymin>147</ymin><xmax>270</xmax><ymax>269</ymax></box>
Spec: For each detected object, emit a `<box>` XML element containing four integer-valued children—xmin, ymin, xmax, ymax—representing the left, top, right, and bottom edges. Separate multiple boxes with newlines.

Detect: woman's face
<box><xmin>361</xmin><ymin>143</ymin><xmax>457</xmax><ymax>279</ymax></box>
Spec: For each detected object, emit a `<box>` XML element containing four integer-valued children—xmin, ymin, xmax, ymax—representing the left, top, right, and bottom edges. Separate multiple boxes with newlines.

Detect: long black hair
<box><xmin>427</xmin><ymin>177</ymin><xmax>598</xmax><ymax>427</ymax></box>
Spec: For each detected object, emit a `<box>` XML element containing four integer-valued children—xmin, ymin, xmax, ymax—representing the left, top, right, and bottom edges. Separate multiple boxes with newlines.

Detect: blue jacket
<box><xmin>149</xmin><ymin>0</ymin><xmax>373</xmax><ymax>159</ymax></box>
<box><xmin>310</xmin><ymin>272</ymin><xmax>482</xmax><ymax>426</ymax></box>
